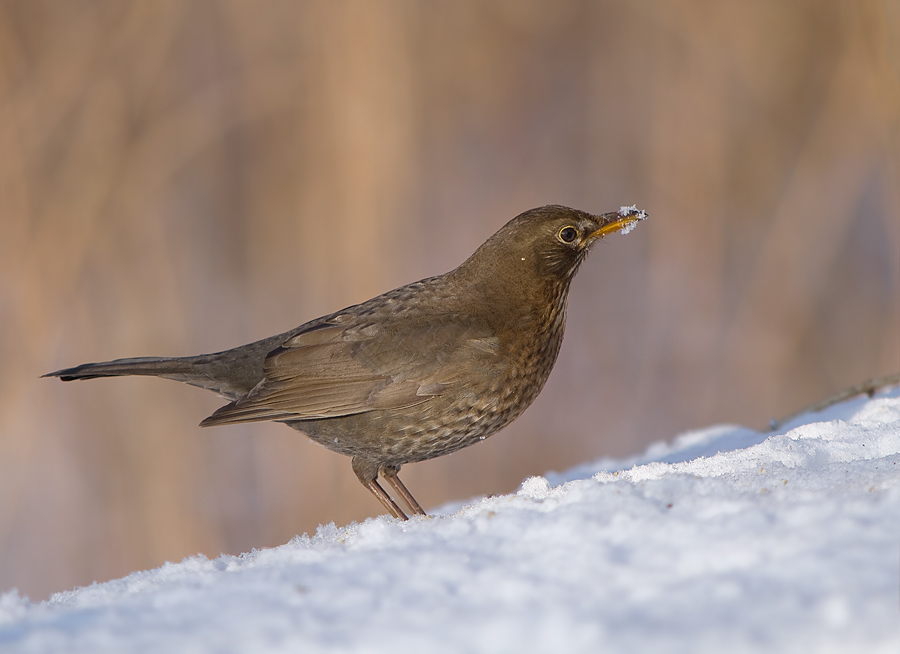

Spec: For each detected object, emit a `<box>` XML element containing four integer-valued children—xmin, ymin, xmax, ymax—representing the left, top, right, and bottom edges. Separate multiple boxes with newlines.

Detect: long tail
<box><xmin>46</xmin><ymin>357</ymin><xmax>198</xmax><ymax>381</ymax></box>
<box><xmin>44</xmin><ymin>355</ymin><xmax>252</xmax><ymax>401</ymax></box>
<box><xmin>43</xmin><ymin>333</ymin><xmax>288</xmax><ymax>401</ymax></box>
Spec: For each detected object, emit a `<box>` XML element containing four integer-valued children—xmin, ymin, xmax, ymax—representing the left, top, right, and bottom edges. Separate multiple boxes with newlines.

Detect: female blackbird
<box><xmin>45</xmin><ymin>205</ymin><xmax>646</xmax><ymax>519</ymax></box>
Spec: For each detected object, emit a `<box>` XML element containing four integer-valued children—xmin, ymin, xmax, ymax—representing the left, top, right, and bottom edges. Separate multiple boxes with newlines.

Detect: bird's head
<box><xmin>456</xmin><ymin>205</ymin><xmax>647</xmax><ymax>298</ymax></box>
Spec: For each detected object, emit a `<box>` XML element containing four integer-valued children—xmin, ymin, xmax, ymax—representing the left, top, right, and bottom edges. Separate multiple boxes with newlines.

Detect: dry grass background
<box><xmin>1</xmin><ymin>0</ymin><xmax>898</xmax><ymax>600</ymax></box>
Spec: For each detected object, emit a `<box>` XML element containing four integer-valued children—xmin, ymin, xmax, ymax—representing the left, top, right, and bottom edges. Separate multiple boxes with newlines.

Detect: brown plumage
<box><xmin>45</xmin><ymin>205</ymin><xmax>646</xmax><ymax>519</ymax></box>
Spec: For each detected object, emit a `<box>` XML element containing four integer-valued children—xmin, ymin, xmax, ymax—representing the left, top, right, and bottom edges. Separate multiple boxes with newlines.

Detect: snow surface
<box><xmin>1</xmin><ymin>388</ymin><xmax>898</xmax><ymax>654</ymax></box>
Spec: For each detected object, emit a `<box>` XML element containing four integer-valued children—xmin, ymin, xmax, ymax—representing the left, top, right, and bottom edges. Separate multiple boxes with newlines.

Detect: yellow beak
<box><xmin>589</xmin><ymin>206</ymin><xmax>648</xmax><ymax>240</ymax></box>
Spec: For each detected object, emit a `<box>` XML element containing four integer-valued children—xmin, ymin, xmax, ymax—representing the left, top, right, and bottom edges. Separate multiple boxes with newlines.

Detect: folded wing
<box><xmin>200</xmin><ymin>315</ymin><xmax>501</xmax><ymax>426</ymax></box>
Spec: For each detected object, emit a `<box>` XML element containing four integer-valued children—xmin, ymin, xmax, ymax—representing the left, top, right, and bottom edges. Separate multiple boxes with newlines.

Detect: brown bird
<box><xmin>45</xmin><ymin>205</ymin><xmax>646</xmax><ymax>520</ymax></box>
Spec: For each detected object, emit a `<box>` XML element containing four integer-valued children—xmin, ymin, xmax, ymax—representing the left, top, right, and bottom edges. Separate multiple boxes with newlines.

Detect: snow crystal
<box><xmin>516</xmin><ymin>475</ymin><xmax>552</xmax><ymax>500</ymax></box>
<box><xmin>618</xmin><ymin>220</ymin><xmax>639</xmax><ymax>235</ymax></box>
<box><xmin>616</xmin><ymin>205</ymin><xmax>647</xmax><ymax>234</ymax></box>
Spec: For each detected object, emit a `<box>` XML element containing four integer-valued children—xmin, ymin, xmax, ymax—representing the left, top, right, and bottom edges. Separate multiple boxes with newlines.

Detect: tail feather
<box><xmin>44</xmin><ymin>355</ymin><xmax>253</xmax><ymax>399</ymax></box>
<box><xmin>44</xmin><ymin>330</ymin><xmax>297</xmax><ymax>403</ymax></box>
<box><xmin>45</xmin><ymin>357</ymin><xmax>196</xmax><ymax>382</ymax></box>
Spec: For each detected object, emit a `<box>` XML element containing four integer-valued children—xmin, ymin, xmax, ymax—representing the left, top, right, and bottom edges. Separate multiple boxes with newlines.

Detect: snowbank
<box><xmin>1</xmin><ymin>388</ymin><xmax>898</xmax><ymax>653</ymax></box>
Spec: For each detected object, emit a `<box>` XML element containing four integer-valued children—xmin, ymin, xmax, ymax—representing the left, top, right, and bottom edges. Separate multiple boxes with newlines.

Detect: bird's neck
<box><xmin>448</xmin><ymin>251</ymin><xmax>573</xmax><ymax>337</ymax></box>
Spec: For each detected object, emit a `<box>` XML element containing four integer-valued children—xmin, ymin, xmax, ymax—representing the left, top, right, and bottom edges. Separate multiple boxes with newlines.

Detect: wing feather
<box><xmin>200</xmin><ymin>314</ymin><xmax>501</xmax><ymax>427</ymax></box>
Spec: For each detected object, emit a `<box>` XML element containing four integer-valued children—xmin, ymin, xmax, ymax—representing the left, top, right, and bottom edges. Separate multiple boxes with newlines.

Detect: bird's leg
<box><xmin>381</xmin><ymin>465</ymin><xmax>427</xmax><ymax>516</ymax></box>
<box><xmin>352</xmin><ymin>457</ymin><xmax>408</xmax><ymax>520</ymax></box>
<box><xmin>363</xmin><ymin>479</ymin><xmax>409</xmax><ymax>521</ymax></box>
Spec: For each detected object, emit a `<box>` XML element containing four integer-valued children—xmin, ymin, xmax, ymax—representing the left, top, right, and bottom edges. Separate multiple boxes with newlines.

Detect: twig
<box><xmin>768</xmin><ymin>372</ymin><xmax>900</xmax><ymax>431</ymax></box>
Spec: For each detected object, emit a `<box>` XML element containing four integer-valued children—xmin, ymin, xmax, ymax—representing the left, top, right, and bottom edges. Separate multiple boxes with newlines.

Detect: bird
<box><xmin>45</xmin><ymin>204</ymin><xmax>647</xmax><ymax>520</ymax></box>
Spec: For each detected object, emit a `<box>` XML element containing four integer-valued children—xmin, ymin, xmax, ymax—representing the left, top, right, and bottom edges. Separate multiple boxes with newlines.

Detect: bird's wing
<box><xmin>200</xmin><ymin>314</ymin><xmax>501</xmax><ymax>426</ymax></box>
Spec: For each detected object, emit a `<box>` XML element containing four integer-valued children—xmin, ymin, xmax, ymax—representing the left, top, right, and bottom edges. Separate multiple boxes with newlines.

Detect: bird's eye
<box><xmin>558</xmin><ymin>226</ymin><xmax>578</xmax><ymax>243</ymax></box>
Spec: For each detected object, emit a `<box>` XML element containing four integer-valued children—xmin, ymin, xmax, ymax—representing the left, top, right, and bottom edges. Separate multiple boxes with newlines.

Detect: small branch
<box><xmin>767</xmin><ymin>372</ymin><xmax>900</xmax><ymax>431</ymax></box>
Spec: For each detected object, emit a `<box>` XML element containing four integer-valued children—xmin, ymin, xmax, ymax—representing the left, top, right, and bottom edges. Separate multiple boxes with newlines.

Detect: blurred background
<box><xmin>1</xmin><ymin>0</ymin><xmax>898</xmax><ymax>600</ymax></box>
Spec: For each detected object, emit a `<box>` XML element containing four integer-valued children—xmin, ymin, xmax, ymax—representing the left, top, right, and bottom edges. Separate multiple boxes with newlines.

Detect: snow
<box><xmin>616</xmin><ymin>204</ymin><xmax>646</xmax><ymax>234</ymax></box>
<box><xmin>1</xmin><ymin>388</ymin><xmax>898</xmax><ymax>654</ymax></box>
